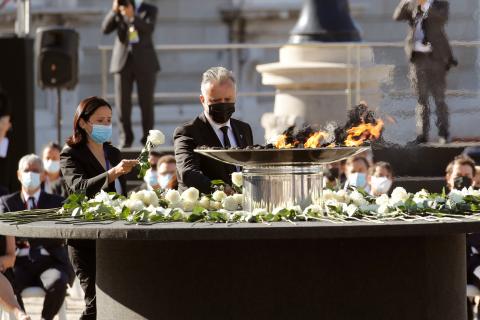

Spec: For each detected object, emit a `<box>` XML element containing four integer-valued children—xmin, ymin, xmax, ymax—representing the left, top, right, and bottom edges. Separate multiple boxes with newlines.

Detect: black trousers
<box><xmin>114</xmin><ymin>54</ymin><xmax>157</xmax><ymax>146</ymax></box>
<box><xmin>14</xmin><ymin>255</ymin><xmax>68</xmax><ymax>320</ymax></box>
<box><xmin>69</xmin><ymin>240</ymin><xmax>96</xmax><ymax>320</ymax></box>
<box><xmin>410</xmin><ymin>52</ymin><xmax>450</xmax><ymax>140</ymax></box>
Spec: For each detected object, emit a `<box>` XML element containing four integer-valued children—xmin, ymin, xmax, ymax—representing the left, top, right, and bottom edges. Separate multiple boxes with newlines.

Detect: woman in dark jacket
<box><xmin>60</xmin><ymin>96</ymin><xmax>137</xmax><ymax>320</ymax></box>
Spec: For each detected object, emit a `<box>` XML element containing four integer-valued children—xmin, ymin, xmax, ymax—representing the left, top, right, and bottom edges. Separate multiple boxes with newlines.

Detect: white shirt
<box><xmin>22</xmin><ymin>189</ymin><xmax>41</xmax><ymax>209</ymax></box>
<box><xmin>413</xmin><ymin>0</ymin><xmax>433</xmax><ymax>53</ymax></box>
<box><xmin>0</xmin><ymin>137</ymin><xmax>8</xmax><ymax>158</ymax></box>
<box><xmin>204</xmin><ymin>112</ymin><xmax>238</xmax><ymax>148</ymax></box>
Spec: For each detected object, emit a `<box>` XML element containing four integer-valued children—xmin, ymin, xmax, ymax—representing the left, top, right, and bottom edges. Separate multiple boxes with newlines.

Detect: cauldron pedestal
<box><xmin>0</xmin><ymin>219</ymin><xmax>472</xmax><ymax>319</ymax></box>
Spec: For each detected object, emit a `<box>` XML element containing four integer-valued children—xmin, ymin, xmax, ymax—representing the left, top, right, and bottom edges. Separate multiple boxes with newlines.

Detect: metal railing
<box><xmin>98</xmin><ymin>40</ymin><xmax>480</xmax><ymax>106</ymax></box>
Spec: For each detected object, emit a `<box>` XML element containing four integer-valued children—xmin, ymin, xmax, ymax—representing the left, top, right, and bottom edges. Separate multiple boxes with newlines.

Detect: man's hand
<box><xmin>119</xmin><ymin>3</ymin><xmax>135</xmax><ymax>19</ymax></box>
<box><xmin>224</xmin><ymin>185</ymin><xmax>235</xmax><ymax>196</ymax></box>
<box><xmin>417</xmin><ymin>0</ymin><xmax>427</xmax><ymax>6</ymax></box>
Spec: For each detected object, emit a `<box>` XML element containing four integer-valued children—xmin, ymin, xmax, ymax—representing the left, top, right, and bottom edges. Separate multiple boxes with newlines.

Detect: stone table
<box><xmin>0</xmin><ymin>218</ymin><xmax>476</xmax><ymax>320</ymax></box>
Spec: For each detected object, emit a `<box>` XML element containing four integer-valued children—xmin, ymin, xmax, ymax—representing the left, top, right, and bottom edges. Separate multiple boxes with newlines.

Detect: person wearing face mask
<box><xmin>370</xmin><ymin>161</ymin><xmax>394</xmax><ymax>196</ymax></box>
<box><xmin>41</xmin><ymin>142</ymin><xmax>67</xmax><ymax>198</ymax></box>
<box><xmin>445</xmin><ymin>154</ymin><xmax>476</xmax><ymax>191</ymax></box>
<box><xmin>0</xmin><ymin>154</ymin><xmax>70</xmax><ymax>320</ymax></box>
<box><xmin>157</xmin><ymin>154</ymin><xmax>177</xmax><ymax>190</ymax></box>
<box><xmin>174</xmin><ymin>67</ymin><xmax>254</xmax><ymax>194</ymax></box>
<box><xmin>445</xmin><ymin>155</ymin><xmax>480</xmax><ymax>318</ymax></box>
<box><xmin>344</xmin><ymin>156</ymin><xmax>371</xmax><ymax>192</ymax></box>
<box><xmin>61</xmin><ymin>96</ymin><xmax>138</xmax><ymax>320</ymax></box>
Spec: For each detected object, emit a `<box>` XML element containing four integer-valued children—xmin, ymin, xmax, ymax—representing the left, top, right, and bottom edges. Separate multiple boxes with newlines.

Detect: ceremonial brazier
<box><xmin>195</xmin><ymin>146</ymin><xmax>368</xmax><ymax>211</ymax></box>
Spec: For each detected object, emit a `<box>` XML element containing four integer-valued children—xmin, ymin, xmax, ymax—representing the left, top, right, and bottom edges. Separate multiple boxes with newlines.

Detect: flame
<box><xmin>344</xmin><ymin>119</ymin><xmax>384</xmax><ymax>147</ymax></box>
<box><xmin>304</xmin><ymin>131</ymin><xmax>328</xmax><ymax>148</ymax></box>
<box><xmin>274</xmin><ymin>135</ymin><xmax>294</xmax><ymax>149</ymax></box>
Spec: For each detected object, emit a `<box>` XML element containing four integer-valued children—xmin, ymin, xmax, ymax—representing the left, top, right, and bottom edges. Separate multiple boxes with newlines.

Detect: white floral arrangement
<box><xmin>48</xmin><ymin>175</ymin><xmax>480</xmax><ymax>224</ymax></box>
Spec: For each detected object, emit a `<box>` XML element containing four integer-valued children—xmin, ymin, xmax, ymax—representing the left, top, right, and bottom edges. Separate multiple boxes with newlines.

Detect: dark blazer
<box><xmin>60</xmin><ymin>142</ymin><xmax>127</xmax><ymax>198</ymax></box>
<box><xmin>0</xmin><ymin>191</ymin><xmax>69</xmax><ymax>269</ymax></box>
<box><xmin>174</xmin><ymin>113</ymin><xmax>253</xmax><ymax>194</ymax></box>
<box><xmin>393</xmin><ymin>0</ymin><xmax>456</xmax><ymax>68</ymax></box>
<box><xmin>102</xmin><ymin>2</ymin><xmax>160</xmax><ymax>74</ymax></box>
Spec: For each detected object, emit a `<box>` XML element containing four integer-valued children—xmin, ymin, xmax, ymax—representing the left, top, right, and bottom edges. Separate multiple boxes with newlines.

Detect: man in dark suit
<box><xmin>394</xmin><ymin>0</ymin><xmax>457</xmax><ymax>144</ymax></box>
<box><xmin>102</xmin><ymin>0</ymin><xmax>160</xmax><ymax>148</ymax></box>
<box><xmin>0</xmin><ymin>154</ymin><xmax>69</xmax><ymax>320</ymax></box>
<box><xmin>174</xmin><ymin>67</ymin><xmax>254</xmax><ymax>194</ymax></box>
<box><xmin>41</xmin><ymin>142</ymin><xmax>68</xmax><ymax>198</ymax></box>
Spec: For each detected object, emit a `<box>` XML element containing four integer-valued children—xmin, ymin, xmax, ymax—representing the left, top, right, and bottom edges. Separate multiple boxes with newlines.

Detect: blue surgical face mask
<box><xmin>159</xmin><ymin>173</ymin><xmax>173</xmax><ymax>189</ymax></box>
<box><xmin>144</xmin><ymin>169</ymin><xmax>158</xmax><ymax>187</ymax></box>
<box><xmin>348</xmin><ymin>172</ymin><xmax>367</xmax><ymax>189</ymax></box>
<box><xmin>21</xmin><ymin>171</ymin><xmax>41</xmax><ymax>191</ymax></box>
<box><xmin>89</xmin><ymin>124</ymin><xmax>112</xmax><ymax>144</ymax></box>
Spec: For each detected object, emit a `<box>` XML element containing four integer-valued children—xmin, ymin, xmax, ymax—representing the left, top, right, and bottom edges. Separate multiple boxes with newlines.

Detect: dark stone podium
<box><xmin>0</xmin><ymin>219</ymin><xmax>476</xmax><ymax>319</ymax></box>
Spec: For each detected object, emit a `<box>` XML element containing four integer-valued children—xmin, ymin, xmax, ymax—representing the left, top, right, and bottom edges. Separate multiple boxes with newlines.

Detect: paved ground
<box><xmin>23</xmin><ymin>296</ymin><xmax>83</xmax><ymax>320</ymax></box>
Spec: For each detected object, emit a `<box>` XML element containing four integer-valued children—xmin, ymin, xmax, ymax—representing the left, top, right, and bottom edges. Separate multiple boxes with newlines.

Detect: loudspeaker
<box><xmin>0</xmin><ymin>35</ymin><xmax>35</xmax><ymax>192</ymax></box>
<box><xmin>36</xmin><ymin>27</ymin><xmax>79</xmax><ymax>90</ymax></box>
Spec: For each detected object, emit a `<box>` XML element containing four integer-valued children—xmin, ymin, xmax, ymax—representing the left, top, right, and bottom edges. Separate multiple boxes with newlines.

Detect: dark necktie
<box><xmin>220</xmin><ymin>126</ymin><xmax>231</xmax><ymax>148</ymax></box>
<box><xmin>28</xmin><ymin>197</ymin><xmax>36</xmax><ymax>210</ymax></box>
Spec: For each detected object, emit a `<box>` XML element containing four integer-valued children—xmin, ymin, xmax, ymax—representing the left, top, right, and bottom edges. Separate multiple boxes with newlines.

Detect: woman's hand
<box><xmin>108</xmin><ymin>159</ymin><xmax>138</xmax><ymax>182</ymax></box>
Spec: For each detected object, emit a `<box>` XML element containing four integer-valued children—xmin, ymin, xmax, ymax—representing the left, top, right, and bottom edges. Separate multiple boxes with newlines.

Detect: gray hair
<box><xmin>200</xmin><ymin>66</ymin><xmax>236</xmax><ymax>95</ymax></box>
<box><xmin>18</xmin><ymin>154</ymin><xmax>44</xmax><ymax>172</ymax></box>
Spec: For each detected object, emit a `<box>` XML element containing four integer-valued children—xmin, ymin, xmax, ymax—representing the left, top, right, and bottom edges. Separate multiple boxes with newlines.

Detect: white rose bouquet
<box><xmin>137</xmin><ymin>129</ymin><xmax>166</xmax><ymax>178</ymax></box>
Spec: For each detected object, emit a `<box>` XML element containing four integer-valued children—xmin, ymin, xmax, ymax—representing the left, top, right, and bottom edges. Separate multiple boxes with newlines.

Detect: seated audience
<box><xmin>0</xmin><ymin>154</ymin><xmax>69</xmax><ymax>320</ymax></box>
<box><xmin>157</xmin><ymin>155</ymin><xmax>177</xmax><ymax>190</ymax></box>
<box><xmin>41</xmin><ymin>142</ymin><xmax>67</xmax><ymax>198</ymax></box>
<box><xmin>344</xmin><ymin>156</ymin><xmax>370</xmax><ymax>192</ymax></box>
<box><xmin>370</xmin><ymin>161</ymin><xmax>394</xmax><ymax>196</ymax></box>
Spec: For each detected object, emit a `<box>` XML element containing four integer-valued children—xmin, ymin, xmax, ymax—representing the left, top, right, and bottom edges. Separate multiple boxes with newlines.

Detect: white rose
<box><xmin>414</xmin><ymin>189</ymin><xmax>430</xmax><ymax>199</ymax></box>
<box><xmin>212</xmin><ymin>190</ymin><xmax>227</xmax><ymax>202</ymax></box>
<box><xmin>322</xmin><ymin>189</ymin><xmax>337</xmax><ymax>201</ymax></box>
<box><xmin>222</xmin><ymin>196</ymin><xmax>239</xmax><ymax>211</ymax></box>
<box><xmin>165</xmin><ymin>189</ymin><xmax>181</xmax><ymax>205</ymax></box>
<box><xmin>345</xmin><ymin>204</ymin><xmax>358</xmax><ymax>217</ymax></box>
<box><xmin>147</xmin><ymin>129</ymin><xmax>165</xmax><ymax>145</ymax></box>
<box><xmin>125</xmin><ymin>199</ymin><xmax>144</xmax><ymax>212</ymax></box>
<box><xmin>94</xmin><ymin>190</ymin><xmax>111</xmax><ymax>203</ymax></box>
<box><xmin>130</xmin><ymin>191</ymin><xmax>144</xmax><ymax>202</ymax></box>
<box><xmin>448</xmin><ymin>189</ymin><xmax>465</xmax><ymax>204</ymax></box>
<box><xmin>467</xmin><ymin>187</ymin><xmax>480</xmax><ymax>197</ymax></box>
<box><xmin>350</xmin><ymin>190</ymin><xmax>368</xmax><ymax>206</ymax></box>
<box><xmin>325</xmin><ymin>199</ymin><xmax>340</xmax><ymax>208</ymax></box>
<box><xmin>377</xmin><ymin>204</ymin><xmax>390</xmax><ymax>214</ymax></box>
<box><xmin>210</xmin><ymin>201</ymin><xmax>222</xmax><ymax>210</ymax></box>
<box><xmin>391</xmin><ymin>187</ymin><xmax>409</xmax><ymax>203</ymax></box>
<box><xmin>231</xmin><ymin>172</ymin><xmax>243</xmax><ymax>188</ymax></box>
<box><xmin>182</xmin><ymin>200</ymin><xmax>196</xmax><ymax>212</ymax></box>
<box><xmin>198</xmin><ymin>196</ymin><xmax>211</xmax><ymax>210</ymax></box>
<box><xmin>181</xmin><ymin>187</ymin><xmax>200</xmax><ymax>202</ymax></box>
<box><xmin>375</xmin><ymin>194</ymin><xmax>390</xmax><ymax>206</ymax></box>
<box><xmin>232</xmin><ymin>194</ymin><xmax>244</xmax><ymax>208</ymax></box>
<box><xmin>142</xmin><ymin>190</ymin><xmax>159</xmax><ymax>207</ymax></box>
<box><xmin>303</xmin><ymin>204</ymin><xmax>322</xmax><ymax>215</ymax></box>
<box><xmin>335</xmin><ymin>190</ymin><xmax>350</xmax><ymax>203</ymax></box>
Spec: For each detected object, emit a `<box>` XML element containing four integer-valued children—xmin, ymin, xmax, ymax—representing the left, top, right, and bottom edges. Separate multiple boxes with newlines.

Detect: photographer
<box><xmin>393</xmin><ymin>0</ymin><xmax>457</xmax><ymax>144</ymax></box>
<box><xmin>102</xmin><ymin>0</ymin><xmax>160</xmax><ymax>148</ymax></box>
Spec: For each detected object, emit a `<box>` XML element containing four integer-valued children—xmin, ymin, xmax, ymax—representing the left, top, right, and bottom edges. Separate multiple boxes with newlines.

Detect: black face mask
<box><xmin>453</xmin><ymin>176</ymin><xmax>473</xmax><ymax>190</ymax></box>
<box><xmin>208</xmin><ymin>102</ymin><xmax>235</xmax><ymax>124</ymax></box>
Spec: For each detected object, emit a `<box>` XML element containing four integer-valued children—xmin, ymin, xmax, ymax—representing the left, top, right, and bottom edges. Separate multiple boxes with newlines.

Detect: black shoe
<box><xmin>140</xmin><ymin>136</ymin><xmax>147</xmax><ymax>145</ymax></box>
<box><xmin>438</xmin><ymin>136</ymin><xmax>450</xmax><ymax>144</ymax></box>
<box><xmin>406</xmin><ymin>136</ymin><xmax>427</xmax><ymax>146</ymax></box>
